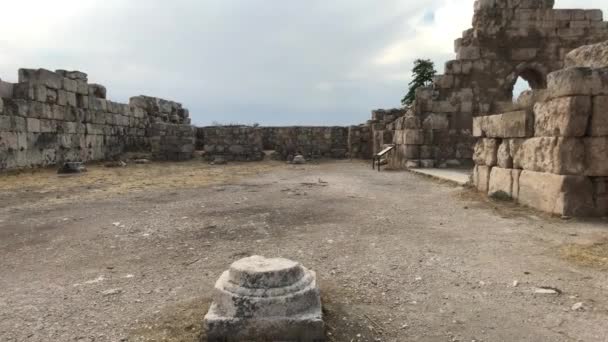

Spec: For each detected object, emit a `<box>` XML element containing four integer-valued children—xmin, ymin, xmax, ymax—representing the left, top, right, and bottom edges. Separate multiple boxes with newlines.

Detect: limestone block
<box><xmin>511</xmin><ymin>48</ymin><xmax>537</xmax><ymax>60</ymax></box>
<box><xmin>422</xmin><ymin>114</ymin><xmax>449</xmax><ymax>130</ymax></box>
<box><xmin>488</xmin><ymin>167</ymin><xmax>514</xmax><ymax>199</ymax></box>
<box><xmin>57</xmin><ymin>90</ymin><xmax>68</xmax><ymax>106</ymax></box>
<box><xmin>89</xmin><ymin>97</ymin><xmax>108</xmax><ymax>111</ymax></box>
<box><xmin>473</xmin><ymin>165</ymin><xmax>492</xmax><ymax>193</ymax></box>
<box><xmin>0</xmin><ymin>81</ymin><xmax>13</xmax><ymax>99</ymax></box>
<box><xmin>45</xmin><ymin>89</ymin><xmax>58</xmax><ymax>104</ymax></box>
<box><xmin>512</xmin><ymin>169</ymin><xmax>522</xmax><ymax>199</ymax></box>
<box><xmin>18</xmin><ymin>69</ymin><xmax>62</xmax><ymax>89</ymax></box>
<box><xmin>26</xmin><ymin>118</ymin><xmax>41</xmax><ymax>133</ymax></box>
<box><xmin>516</xmin><ymin>89</ymin><xmax>548</xmax><ymax>109</ymax></box>
<box><xmin>395</xmin><ymin>115</ymin><xmax>421</xmax><ymax>130</ymax></box>
<box><xmin>534</xmin><ymin>96</ymin><xmax>591</xmax><ymax>137</ymax></box>
<box><xmin>457</xmin><ymin>46</ymin><xmax>481</xmax><ymax>60</ymax></box>
<box><xmin>473</xmin><ymin>110</ymin><xmax>533</xmax><ymax>138</ymax></box>
<box><xmin>513</xmin><ymin>137</ymin><xmax>584</xmax><ymax>175</ymax></box>
<box><xmin>546</xmin><ymin>67</ymin><xmax>606</xmax><ymax>98</ymax></box>
<box><xmin>584</xmin><ymin>137</ymin><xmax>608</xmax><ymax>176</ymax></box>
<box><xmin>398</xmin><ymin>144</ymin><xmax>420</xmax><ymax>159</ymax></box>
<box><xmin>400</xmin><ymin>130</ymin><xmax>424</xmax><ymax>145</ymax></box>
<box><xmin>66</xmin><ymin>92</ymin><xmax>77</xmax><ymax>107</ymax></box>
<box><xmin>77</xmin><ymin>95</ymin><xmax>89</xmax><ymax>109</ymax></box>
<box><xmin>420</xmin><ymin>145</ymin><xmax>435</xmax><ymax>159</ymax></box>
<box><xmin>204</xmin><ymin>256</ymin><xmax>324</xmax><ymax>341</ymax></box>
<box><xmin>76</xmin><ymin>80</ymin><xmax>89</xmax><ymax>95</ymax></box>
<box><xmin>62</xmin><ymin>77</ymin><xmax>78</xmax><ymax>92</ymax></box>
<box><xmin>473</xmin><ymin>138</ymin><xmax>498</xmax><ymax>166</ymax></box>
<box><xmin>0</xmin><ymin>115</ymin><xmax>10</xmax><ymax>131</ymax></box>
<box><xmin>497</xmin><ymin>141</ymin><xmax>513</xmax><ymax>168</ymax></box>
<box><xmin>565</xmin><ymin>41</ymin><xmax>608</xmax><ymax>68</ymax></box>
<box><xmin>518</xmin><ymin>170</ymin><xmax>594</xmax><ymax>216</ymax></box>
<box><xmin>88</xmin><ymin>84</ymin><xmax>107</xmax><ymax>99</ymax></box>
<box><xmin>589</xmin><ymin>95</ymin><xmax>608</xmax><ymax>136</ymax></box>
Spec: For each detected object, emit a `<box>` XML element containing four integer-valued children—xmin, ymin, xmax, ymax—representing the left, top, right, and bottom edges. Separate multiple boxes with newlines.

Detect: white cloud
<box><xmin>0</xmin><ymin>0</ymin><xmax>606</xmax><ymax>125</ymax></box>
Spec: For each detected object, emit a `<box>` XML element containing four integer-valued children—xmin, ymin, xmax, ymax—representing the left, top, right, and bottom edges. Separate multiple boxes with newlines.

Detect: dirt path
<box><xmin>1</xmin><ymin>160</ymin><xmax>608</xmax><ymax>342</ymax></box>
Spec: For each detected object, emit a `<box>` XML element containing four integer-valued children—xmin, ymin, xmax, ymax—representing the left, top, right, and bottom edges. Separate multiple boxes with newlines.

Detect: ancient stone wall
<box><xmin>347</xmin><ymin>124</ymin><xmax>373</xmax><ymax>159</ymax></box>
<box><xmin>198</xmin><ymin>126</ymin><xmax>264</xmax><ymax>161</ymax></box>
<box><xmin>0</xmin><ymin>68</ymin><xmax>194</xmax><ymax>170</ymax></box>
<box><xmin>388</xmin><ymin>0</ymin><xmax>608</xmax><ymax>169</ymax></box>
<box><xmin>262</xmin><ymin>126</ymin><xmax>349</xmax><ymax>160</ymax></box>
<box><xmin>473</xmin><ymin>40</ymin><xmax>608</xmax><ymax>217</ymax></box>
<box><xmin>197</xmin><ymin>126</ymin><xmax>350</xmax><ymax>161</ymax></box>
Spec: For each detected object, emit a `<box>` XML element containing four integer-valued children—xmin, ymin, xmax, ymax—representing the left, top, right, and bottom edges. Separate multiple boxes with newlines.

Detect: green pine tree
<box><xmin>401</xmin><ymin>59</ymin><xmax>437</xmax><ymax>106</ymax></box>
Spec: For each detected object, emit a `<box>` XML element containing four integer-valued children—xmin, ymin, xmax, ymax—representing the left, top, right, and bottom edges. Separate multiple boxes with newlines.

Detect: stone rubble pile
<box><xmin>473</xmin><ymin>40</ymin><xmax>608</xmax><ymax>216</ymax></box>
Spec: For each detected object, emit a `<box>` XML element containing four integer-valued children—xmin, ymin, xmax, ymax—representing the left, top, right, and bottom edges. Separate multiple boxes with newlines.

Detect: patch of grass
<box><xmin>561</xmin><ymin>240</ymin><xmax>608</xmax><ymax>269</ymax></box>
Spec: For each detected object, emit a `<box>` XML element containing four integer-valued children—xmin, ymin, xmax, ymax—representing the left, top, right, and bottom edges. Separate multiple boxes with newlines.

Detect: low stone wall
<box><xmin>0</xmin><ymin>68</ymin><xmax>194</xmax><ymax>170</ymax></box>
<box><xmin>261</xmin><ymin>127</ymin><xmax>349</xmax><ymax>160</ymax></box>
<box><xmin>472</xmin><ymin>42</ymin><xmax>608</xmax><ymax>216</ymax></box>
<box><xmin>196</xmin><ymin>126</ymin><xmax>350</xmax><ymax>161</ymax></box>
<box><xmin>198</xmin><ymin>126</ymin><xmax>264</xmax><ymax>161</ymax></box>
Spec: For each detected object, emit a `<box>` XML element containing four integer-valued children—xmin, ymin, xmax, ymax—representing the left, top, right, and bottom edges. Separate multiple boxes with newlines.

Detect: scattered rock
<box><xmin>105</xmin><ymin>160</ymin><xmax>127</xmax><ymax>168</ymax></box>
<box><xmin>571</xmin><ymin>302</ymin><xmax>584</xmax><ymax>311</ymax></box>
<box><xmin>292</xmin><ymin>155</ymin><xmax>306</xmax><ymax>165</ymax></box>
<box><xmin>211</xmin><ymin>156</ymin><xmax>227</xmax><ymax>165</ymax></box>
<box><xmin>101</xmin><ymin>288</ymin><xmax>123</xmax><ymax>296</ymax></box>
<box><xmin>535</xmin><ymin>287</ymin><xmax>562</xmax><ymax>295</ymax></box>
<box><xmin>57</xmin><ymin>162</ymin><xmax>86</xmax><ymax>174</ymax></box>
<box><xmin>513</xmin><ymin>280</ymin><xmax>519</xmax><ymax>287</ymax></box>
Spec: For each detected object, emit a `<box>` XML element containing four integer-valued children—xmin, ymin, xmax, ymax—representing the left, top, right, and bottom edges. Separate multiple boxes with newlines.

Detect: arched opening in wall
<box><xmin>512</xmin><ymin>77</ymin><xmax>532</xmax><ymax>102</ymax></box>
<box><xmin>509</xmin><ymin>67</ymin><xmax>546</xmax><ymax>103</ymax></box>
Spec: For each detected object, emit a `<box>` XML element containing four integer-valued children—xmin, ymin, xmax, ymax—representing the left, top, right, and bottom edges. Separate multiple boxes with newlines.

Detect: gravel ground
<box><xmin>1</xmin><ymin>160</ymin><xmax>608</xmax><ymax>342</ymax></box>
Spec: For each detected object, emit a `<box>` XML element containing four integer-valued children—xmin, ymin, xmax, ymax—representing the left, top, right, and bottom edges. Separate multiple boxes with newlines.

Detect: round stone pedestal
<box><xmin>204</xmin><ymin>256</ymin><xmax>325</xmax><ymax>342</ymax></box>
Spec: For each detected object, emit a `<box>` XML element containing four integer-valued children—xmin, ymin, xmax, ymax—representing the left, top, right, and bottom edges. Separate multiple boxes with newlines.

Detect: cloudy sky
<box><xmin>0</xmin><ymin>0</ymin><xmax>606</xmax><ymax>126</ymax></box>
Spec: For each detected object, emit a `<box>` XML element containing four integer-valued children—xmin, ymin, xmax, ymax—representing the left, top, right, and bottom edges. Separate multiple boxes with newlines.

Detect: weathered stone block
<box><xmin>18</xmin><ymin>68</ymin><xmax>62</xmax><ymax>89</ymax></box>
<box><xmin>497</xmin><ymin>141</ymin><xmax>513</xmax><ymax>168</ymax></box>
<box><xmin>584</xmin><ymin>137</ymin><xmax>608</xmax><ymax>176</ymax></box>
<box><xmin>473</xmin><ymin>110</ymin><xmax>533</xmax><ymax>138</ymax></box>
<box><xmin>512</xmin><ymin>169</ymin><xmax>522</xmax><ymax>200</ymax></box>
<box><xmin>518</xmin><ymin>170</ymin><xmax>594</xmax><ymax>216</ymax></box>
<box><xmin>76</xmin><ymin>80</ymin><xmax>88</xmax><ymax>95</ymax></box>
<box><xmin>589</xmin><ymin>95</ymin><xmax>608</xmax><ymax>136</ymax></box>
<box><xmin>473</xmin><ymin>165</ymin><xmax>492</xmax><ymax>193</ymax></box>
<box><xmin>565</xmin><ymin>40</ymin><xmax>608</xmax><ymax>68</ymax></box>
<box><xmin>422</xmin><ymin>114</ymin><xmax>449</xmax><ymax>130</ymax></box>
<box><xmin>546</xmin><ymin>67</ymin><xmax>604</xmax><ymax>98</ymax></box>
<box><xmin>488</xmin><ymin>167</ymin><xmax>514</xmax><ymax>199</ymax></box>
<box><xmin>513</xmin><ymin>137</ymin><xmax>584</xmax><ymax>175</ymax></box>
<box><xmin>26</xmin><ymin>118</ymin><xmax>41</xmax><ymax>133</ymax></box>
<box><xmin>534</xmin><ymin>96</ymin><xmax>591</xmax><ymax>137</ymax></box>
<box><xmin>473</xmin><ymin>138</ymin><xmax>498</xmax><ymax>166</ymax></box>
<box><xmin>62</xmin><ymin>77</ymin><xmax>78</xmax><ymax>93</ymax></box>
<box><xmin>88</xmin><ymin>84</ymin><xmax>107</xmax><ymax>99</ymax></box>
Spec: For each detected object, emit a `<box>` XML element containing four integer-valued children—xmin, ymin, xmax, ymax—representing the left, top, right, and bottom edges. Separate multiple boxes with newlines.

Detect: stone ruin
<box><xmin>204</xmin><ymin>256</ymin><xmax>324</xmax><ymax>341</ymax></box>
<box><xmin>2</xmin><ymin>1</ymin><xmax>608</xmax><ymax>218</ymax></box>
<box><xmin>474</xmin><ymin>40</ymin><xmax>608</xmax><ymax>217</ymax></box>
<box><xmin>0</xmin><ymin>68</ymin><xmax>195</xmax><ymax>169</ymax></box>
<box><xmin>373</xmin><ymin>0</ymin><xmax>608</xmax><ymax>169</ymax></box>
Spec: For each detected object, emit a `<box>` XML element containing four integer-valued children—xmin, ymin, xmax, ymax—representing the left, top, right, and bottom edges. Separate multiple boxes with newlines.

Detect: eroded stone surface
<box><xmin>566</xmin><ymin>40</ymin><xmax>608</xmax><ymax>68</ymax></box>
<box><xmin>204</xmin><ymin>256</ymin><xmax>324</xmax><ymax>342</ymax></box>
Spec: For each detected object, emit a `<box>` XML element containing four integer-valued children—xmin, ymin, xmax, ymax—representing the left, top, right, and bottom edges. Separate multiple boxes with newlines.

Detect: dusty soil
<box><xmin>2</xmin><ymin>160</ymin><xmax>608</xmax><ymax>342</ymax></box>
